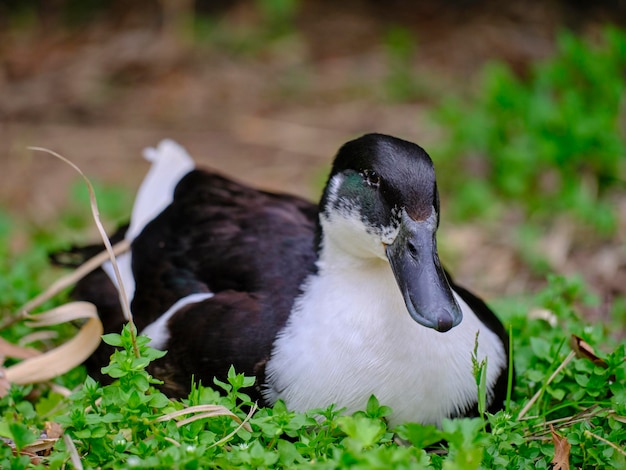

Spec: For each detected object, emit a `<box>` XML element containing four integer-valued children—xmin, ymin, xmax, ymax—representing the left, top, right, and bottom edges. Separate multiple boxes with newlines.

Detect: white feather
<box><xmin>128</xmin><ymin>139</ymin><xmax>195</xmax><ymax>241</ymax></box>
<box><xmin>141</xmin><ymin>292</ymin><xmax>214</xmax><ymax>349</ymax></box>
<box><xmin>102</xmin><ymin>139</ymin><xmax>196</xmax><ymax>303</ymax></box>
<box><xmin>102</xmin><ymin>142</ymin><xmax>212</xmax><ymax>348</ymax></box>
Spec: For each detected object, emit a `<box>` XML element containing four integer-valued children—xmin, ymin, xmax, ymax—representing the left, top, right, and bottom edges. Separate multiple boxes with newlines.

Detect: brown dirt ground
<box><xmin>1</xmin><ymin>1</ymin><xmax>625</xmax><ymax>319</ymax></box>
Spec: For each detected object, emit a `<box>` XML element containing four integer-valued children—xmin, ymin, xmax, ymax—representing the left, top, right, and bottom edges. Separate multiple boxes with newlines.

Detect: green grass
<box><xmin>0</xmin><ymin>278</ymin><xmax>624</xmax><ymax>468</ymax></box>
<box><xmin>1</xmin><ymin>25</ymin><xmax>626</xmax><ymax>469</ymax></box>
<box><xmin>0</xmin><ymin>181</ymin><xmax>624</xmax><ymax>469</ymax></box>
<box><xmin>433</xmin><ymin>27</ymin><xmax>626</xmax><ymax>235</ymax></box>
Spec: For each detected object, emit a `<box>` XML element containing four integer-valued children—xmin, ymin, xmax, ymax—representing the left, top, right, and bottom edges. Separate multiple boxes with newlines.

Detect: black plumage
<box><xmin>56</xmin><ymin>134</ymin><xmax>512</xmax><ymax>423</ymax></box>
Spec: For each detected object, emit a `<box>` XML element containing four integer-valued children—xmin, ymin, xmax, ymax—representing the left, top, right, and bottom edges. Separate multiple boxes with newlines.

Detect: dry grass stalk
<box><xmin>17</xmin><ymin>239</ymin><xmax>130</xmax><ymax>317</ymax></box>
<box><xmin>0</xmin><ymin>337</ymin><xmax>40</xmax><ymax>360</ymax></box>
<box><xmin>157</xmin><ymin>403</ymin><xmax>254</xmax><ymax>432</ymax></box>
<box><xmin>28</xmin><ymin>147</ymin><xmax>134</xmax><ymax>328</ymax></box>
<box><xmin>584</xmin><ymin>430</ymin><xmax>626</xmax><ymax>457</ymax></box>
<box><xmin>4</xmin><ymin>302</ymin><xmax>102</xmax><ymax>385</ymax></box>
<box><xmin>208</xmin><ymin>404</ymin><xmax>258</xmax><ymax>449</ymax></box>
<box><xmin>63</xmin><ymin>433</ymin><xmax>83</xmax><ymax>470</ymax></box>
<box><xmin>49</xmin><ymin>383</ymin><xmax>73</xmax><ymax>397</ymax></box>
<box><xmin>18</xmin><ymin>330</ymin><xmax>59</xmax><ymax>346</ymax></box>
<box><xmin>155</xmin><ymin>402</ymin><xmax>257</xmax><ymax>449</ymax></box>
<box><xmin>518</xmin><ymin>350</ymin><xmax>576</xmax><ymax>420</ymax></box>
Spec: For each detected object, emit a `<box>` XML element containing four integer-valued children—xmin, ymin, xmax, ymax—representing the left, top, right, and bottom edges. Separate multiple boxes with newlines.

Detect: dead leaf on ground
<box><xmin>551</xmin><ymin>424</ymin><xmax>571</xmax><ymax>470</ymax></box>
<box><xmin>570</xmin><ymin>334</ymin><xmax>608</xmax><ymax>368</ymax></box>
<box><xmin>44</xmin><ymin>421</ymin><xmax>63</xmax><ymax>439</ymax></box>
<box><xmin>21</xmin><ymin>438</ymin><xmax>58</xmax><ymax>455</ymax></box>
<box><xmin>2</xmin><ymin>425</ymin><xmax>63</xmax><ymax>465</ymax></box>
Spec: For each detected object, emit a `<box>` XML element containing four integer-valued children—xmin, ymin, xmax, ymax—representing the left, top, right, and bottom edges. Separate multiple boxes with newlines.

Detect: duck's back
<box><xmin>131</xmin><ymin>170</ymin><xmax>318</xmax><ymax>329</ymax></box>
<box><xmin>72</xmin><ymin>169</ymin><xmax>318</xmax><ymax>397</ymax></box>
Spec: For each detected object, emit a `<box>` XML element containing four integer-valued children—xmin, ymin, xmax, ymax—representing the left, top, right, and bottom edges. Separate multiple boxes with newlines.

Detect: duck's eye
<box><xmin>362</xmin><ymin>169</ymin><xmax>380</xmax><ymax>189</ymax></box>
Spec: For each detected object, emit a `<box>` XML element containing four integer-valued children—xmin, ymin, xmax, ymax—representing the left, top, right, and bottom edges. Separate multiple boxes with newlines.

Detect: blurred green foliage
<box><xmin>190</xmin><ymin>0</ymin><xmax>301</xmax><ymax>56</ymax></box>
<box><xmin>434</xmin><ymin>27</ymin><xmax>626</xmax><ymax>234</ymax></box>
<box><xmin>2</xmin><ymin>0</ymin><xmax>112</xmax><ymax>30</ymax></box>
<box><xmin>19</xmin><ymin>181</ymin><xmax>132</xmax><ymax>253</ymax></box>
<box><xmin>255</xmin><ymin>0</ymin><xmax>300</xmax><ymax>38</ymax></box>
<box><xmin>384</xmin><ymin>26</ymin><xmax>423</xmax><ymax>102</ymax></box>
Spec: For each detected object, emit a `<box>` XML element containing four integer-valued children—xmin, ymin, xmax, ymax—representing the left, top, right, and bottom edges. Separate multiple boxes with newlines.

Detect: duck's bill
<box><xmin>385</xmin><ymin>213</ymin><xmax>462</xmax><ymax>332</ymax></box>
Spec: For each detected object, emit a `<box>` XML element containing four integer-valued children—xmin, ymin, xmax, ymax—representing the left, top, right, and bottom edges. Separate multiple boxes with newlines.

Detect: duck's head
<box><xmin>319</xmin><ymin>133</ymin><xmax>462</xmax><ymax>332</ymax></box>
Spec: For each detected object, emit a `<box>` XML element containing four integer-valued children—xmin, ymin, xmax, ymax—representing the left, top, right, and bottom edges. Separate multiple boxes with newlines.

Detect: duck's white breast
<box><xmin>264</xmin><ymin>260</ymin><xmax>505</xmax><ymax>426</ymax></box>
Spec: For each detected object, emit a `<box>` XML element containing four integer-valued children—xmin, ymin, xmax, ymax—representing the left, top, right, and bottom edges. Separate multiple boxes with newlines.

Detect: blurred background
<box><xmin>1</xmin><ymin>0</ymin><xmax>625</xmax><ymax>324</ymax></box>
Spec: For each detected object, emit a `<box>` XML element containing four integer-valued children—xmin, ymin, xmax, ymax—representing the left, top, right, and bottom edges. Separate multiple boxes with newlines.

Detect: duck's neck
<box><xmin>315</xmin><ymin>212</ymin><xmax>389</xmax><ymax>271</ymax></box>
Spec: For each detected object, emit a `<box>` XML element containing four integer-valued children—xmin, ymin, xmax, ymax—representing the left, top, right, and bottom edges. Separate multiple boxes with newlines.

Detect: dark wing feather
<box><xmin>68</xmin><ymin>168</ymin><xmax>318</xmax><ymax>395</ymax></box>
<box><xmin>446</xmin><ymin>271</ymin><xmax>513</xmax><ymax>413</ymax></box>
<box><xmin>151</xmin><ymin>290</ymin><xmax>270</xmax><ymax>398</ymax></box>
<box><xmin>129</xmin><ymin>170</ymin><xmax>318</xmax><ymax>329</ymax></box>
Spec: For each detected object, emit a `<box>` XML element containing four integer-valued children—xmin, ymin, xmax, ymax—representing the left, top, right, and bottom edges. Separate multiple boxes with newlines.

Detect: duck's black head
<box><xmin>319</xmin><ymin>133</ymin><xmax>462</xmax><ymax>332</ymax></box>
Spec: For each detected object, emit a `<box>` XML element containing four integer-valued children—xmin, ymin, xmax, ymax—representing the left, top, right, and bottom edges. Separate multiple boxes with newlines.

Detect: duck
<box><xmin>57</xmin><ymin>133</ymin><xmax>511</xmax><ymax>427</ymax></box>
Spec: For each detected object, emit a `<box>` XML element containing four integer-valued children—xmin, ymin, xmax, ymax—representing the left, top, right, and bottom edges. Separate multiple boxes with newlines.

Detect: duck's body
<box><xmin>65</xmin><ymin>134</ymin><xmax>510</xmax><ymax>426</ymax></box>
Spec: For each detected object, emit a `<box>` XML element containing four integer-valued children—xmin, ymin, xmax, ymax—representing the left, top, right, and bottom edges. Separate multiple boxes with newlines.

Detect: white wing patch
<box><xmin>101</xmin><ymin>141</ymin><xmax>212</xmax><ymax>348</ymax></box>
<box><xmin>128</xmin><ymin>139</ymin><xmax>196</xmax><ymax>241</ymax></box>
<box><xmin>102</xmin><ymin>139</ymin><xmax>196</xmax><ymax>304</ymax></box>
<box><xmin>102</xmin><ymin>139</ymin><xmax>197</xmax><ymax>320</ymax></box>
<box><xmin>141</xmin><ymin>292</ymin><xmax>214</xmax><ymax>350</ymax></box>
